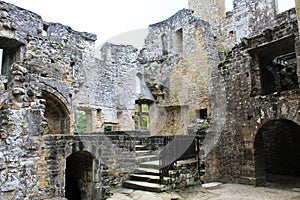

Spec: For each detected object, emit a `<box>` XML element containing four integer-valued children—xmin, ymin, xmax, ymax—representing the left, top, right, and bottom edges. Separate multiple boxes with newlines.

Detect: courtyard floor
<box><xmin>107</xmin><ymin>182</ymin><xmax>300</xmax><ymax>200</ymax></box>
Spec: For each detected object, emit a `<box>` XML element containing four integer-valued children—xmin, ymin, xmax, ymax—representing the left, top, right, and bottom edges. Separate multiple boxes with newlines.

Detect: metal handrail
<box><xmin>158</xmin><ymin>135</ymin><xmax>198</xmax><ymax>183</ymax></box>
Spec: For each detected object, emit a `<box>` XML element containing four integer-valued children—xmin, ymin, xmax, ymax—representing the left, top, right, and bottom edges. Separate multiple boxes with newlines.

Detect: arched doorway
<box><xmin>254</xmin><ymin>119</ymin><xmax>300</xmax><ymax>186</ymax></box>
<box><xmin>65</xmin><ymin>151</ymin><xmax>94</xmax><ymax>200</ymax></box>
<box><xmin>42</xmin><ymin>91</ymin><xmax>70</xmax><ymax>134</ymax></box>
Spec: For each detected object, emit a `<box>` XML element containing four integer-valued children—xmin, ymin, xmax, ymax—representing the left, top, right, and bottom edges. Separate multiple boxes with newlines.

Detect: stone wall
<box><xmin>204</xmin><ymin>19</ymin><xmax>300</xmax><ymax>185</ymax></box>
<box><xmin>142</xmin><ymin>9</ymin><xmax>218</xmax><ymax>135</ymax></box>
<box><xmin>168</xmin><ymin>161</ymin><xmax>200</xmax><ymax>189</ymax></box>
<box><xmin>0</xmin><ymin>3</ymin><xmax>217</xmax><ymax>197</ymax></box>
<box><xmin>0</xmin><ymin>0</ymin><xmax>299</xmax><ymax>198</ymax></box>
<box><xmin>188</xmin><ymin>0</ymin><xmax>225</xmax><ymax>23</ymax></box>
<box><xmin>188</xmin><ymin>0</ymin><xmax>296</xmax><ymax>52</ymax></box>
<box><xmin>42</xmin><ymin>134</ymin><xmax>137</xmax><ymax>199</ymax></box>
<box><xmin>188</xmin><ymin>0</ymin><xmax>226</xmax><ymax>50</ymax></box>
<box><xmin>73</xmin><ymin>42</ymin><xmax>153</xmax><ymax>132</ymax></box>
<box><xmin>0</xmin><ymin>1</ymin><xmax>97</xmax><ymax>199</ymax></box>
<box><xmin>233</xmin><ymin>0</ymin><xmax>277</xmax><ymax>41</ymax></box>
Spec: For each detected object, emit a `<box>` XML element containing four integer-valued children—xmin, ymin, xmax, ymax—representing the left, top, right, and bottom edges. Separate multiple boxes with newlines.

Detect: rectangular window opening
<box><xmin>96</xmin><ymin>109</ymin><xmax>101</xmax><ymax>122</ymax></box>
<box><xmin>249</xmin><ymin>35</ymin><xmax>298</xmax><ymax>96</ymax></box>
<box><xmin>197</xmin><ymin>108</ymin><xmax>208</xmax><ymax>119</ymax></box>
<box><xmin>174</xmin><ymin>28</ymin><xmax>183</xmax><ymax>54</ymax></box>
<box><xmin>134</xmin><ymin>102</ymin><xmax>150</xmax><ymax>130</ymax></box>
<box><xmin>75</xmin><ymin>110</ymin><xmax>87</xmax><ymax>133</ymax></box>
<box><xmin>0</xmin><ymin>36</ymin><xmax>23</xmax><ymax>76</ymax></box>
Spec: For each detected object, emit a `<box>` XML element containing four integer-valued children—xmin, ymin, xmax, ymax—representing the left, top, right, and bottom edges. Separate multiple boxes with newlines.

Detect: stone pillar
<box><xmin>90</xmin><ymin>109</ymin><xmax>102</xmax><ymax>132</ymax></box>
<box><xmin>85</xmin><ymin>109</ymin><xmax>93</xmax><ymax>132</ymax></box>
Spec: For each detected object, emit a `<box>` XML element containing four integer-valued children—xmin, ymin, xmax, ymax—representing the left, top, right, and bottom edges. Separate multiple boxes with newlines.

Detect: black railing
<box><xmin>158</xmin><ymin>133</ymin><xmax>206</xmax><ymax>184</ymax></box>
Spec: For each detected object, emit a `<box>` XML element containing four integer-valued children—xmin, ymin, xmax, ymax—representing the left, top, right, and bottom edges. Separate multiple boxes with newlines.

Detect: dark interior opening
<box><xmin>161</xmin><ymin>33</ymin><xmax>168</xmax><ymax>55</ymax></box>
<box><xmin>197</xmin><ymin>108</ymin><xmax>208</xmax><ymax>119</ymax></box>
<box><xmin>0</xmin><ymin>37</ymin><xmax>22</xmax><ymax>75</ymax></box>
<box><xmin>254</xmin><ymin>119</ymin><xmax>300</xmax><ymax>186</ymax></box>
<box><xmin>66</xmin><ymin>151</ymin><xmax>94</xmax><ymax>200</ymax></box>
<box><xmin>261</xmin><ymin>52</ymin><xmax>298</xmax><ymax>95</ymax></box>
<box><xmin>249</xmin><ymin>35</ymin><xmax>299</xmax><ymax>96</ymax></box>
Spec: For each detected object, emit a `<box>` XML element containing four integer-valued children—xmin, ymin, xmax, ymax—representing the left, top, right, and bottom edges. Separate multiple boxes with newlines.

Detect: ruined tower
<box><xmin>188</xmin><ymin>0</ymin><xmax>226</xmax><ymax>24</ymax></box>
<box><xmin>188</xmin><ymin>0</ymin><xmax>227</xmax><ymax>51</ymax></box>
<box><xmin>233</xmin><ymin>0</ymin><xmax>278</xmax><ymax>41</ymax></box>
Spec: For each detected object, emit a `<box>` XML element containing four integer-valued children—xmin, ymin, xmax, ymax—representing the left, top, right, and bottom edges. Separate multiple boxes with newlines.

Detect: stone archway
<box><xmin>254</xmin><ymin>119</ymin><xmax>300</xmax><ymax>186</ymax></box>
<box><xmin>65</xmin><ymin>151</ymin><xmax>94</xmax><ymax>200</ymax></box>
<box><xmin>42</xmin><ymin>91</ymin><xmax>70</xmax><ymax>134</ymax></box>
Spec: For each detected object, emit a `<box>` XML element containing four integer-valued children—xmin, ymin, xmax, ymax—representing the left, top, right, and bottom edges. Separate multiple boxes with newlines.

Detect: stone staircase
<box><xmin>101</xmin><ymin>132</ymin><xmax>204</xmax><ymax>193</ymax></box>
<box><xmin>123</xmin><ymin>144</ymin><xmax>169</xmax><ymax>192</ymax></box>
<box><xmin>123</xmin><ymin>142</ymin><xmax>200</xmax><ymax>192</ymax></box>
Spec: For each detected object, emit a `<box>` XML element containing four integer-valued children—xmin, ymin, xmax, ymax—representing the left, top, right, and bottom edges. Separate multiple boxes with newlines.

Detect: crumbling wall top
<box><xmin>0</xmin><ymin>1</ymin><xmax>96</xmax><ymax>45</ymax></box>
<box><xmin>149</xmin><ymin>9</ymin><xmax>195</xmax><ymax>28</ymax></box>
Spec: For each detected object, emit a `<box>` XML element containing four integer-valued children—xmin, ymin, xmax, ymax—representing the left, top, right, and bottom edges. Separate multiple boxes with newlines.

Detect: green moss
<box><xmin>221</xmin><ymin>46</ymin><xmax>232</xmax><ymax>63</ymax></box>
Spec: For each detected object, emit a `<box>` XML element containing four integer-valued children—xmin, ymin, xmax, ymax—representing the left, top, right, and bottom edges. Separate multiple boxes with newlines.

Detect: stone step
<box><xmin>122</xmin><ymin>180</ymin><xmax>167</xmax><ymax>192</ymax></box>
<box><xmin>129</xmin><ymin>173</ymin><xmax>170</xmax><ymax>184</ymax></box>
<box><xmin>135</xmin><ymin>144</ymin><xmax>148</xmax><ymax>150</ymax></box>
<box><xmin>135</xmin><ymin>150</ymin><xmax>153</xmax><ymax>156</ymax></box>
<box><xmin>174</xmin><ymin>158</ymin><xmax>198</xmax><ymax>167</ymax></box>
<box><xmin>139</xmin><ymin>160</ymin><xmax>160</xmax><ymax>169</ymax></box>
<box><xmin>135</xmin><ymin>167</ymin><xmax>160</xmax><ymax>175</ymax></box>
<box><xmin>136</xmin><ymin>155</ymin><xmax>158</xmax><ymax>162</ymax></box>
<box><xmin>202</xmin><ymin>182</ymin><xmax>223</xmax><ymax>189</ymax></box>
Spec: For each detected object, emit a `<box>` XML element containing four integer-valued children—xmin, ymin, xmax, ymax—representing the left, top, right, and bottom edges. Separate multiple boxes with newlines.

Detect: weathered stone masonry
<box><xmin>0</xmin><ymin>1</ymin><xmax>104</xmax><ymax>199</ymax></box>
<box><xmin>204</xmin><ymin>11</ymin><xmax>300</xmax><ymax>185</ymax></box>
<box><xmin>142</xmin><ymin>9</ymin><xmax>217</xmax><ymax>135</ymax></box>
<box><xmin>0</xmin><ymin>0</ymin><xmax>300</xmax><ymax>199</ymax></box>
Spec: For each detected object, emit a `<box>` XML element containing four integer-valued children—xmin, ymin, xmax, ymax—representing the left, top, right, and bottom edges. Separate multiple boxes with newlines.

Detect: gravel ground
<box><xmin>107</xmin><ymin>183</ymin><xmax>300</xmax><ymax>200</ymax></box>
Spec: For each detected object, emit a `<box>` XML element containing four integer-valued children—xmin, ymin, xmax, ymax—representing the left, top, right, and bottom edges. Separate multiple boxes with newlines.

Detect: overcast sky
<box><xmin>2</xmin><ymin>0</ymin><xmax>295</xmax><ymax>46</ymax></box>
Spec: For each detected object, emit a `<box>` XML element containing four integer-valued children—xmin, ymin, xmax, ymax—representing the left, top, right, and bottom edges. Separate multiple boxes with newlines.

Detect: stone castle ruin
<box><xmin>0</xmin><ymin>0</ymin><xmax>299</xmax><ymax>199</ymax></box>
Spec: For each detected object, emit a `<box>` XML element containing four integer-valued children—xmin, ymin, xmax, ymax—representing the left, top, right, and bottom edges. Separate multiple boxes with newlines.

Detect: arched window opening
<box><xmin>174</xmin><ymin>28</ymin><xmax>183</xmax><ymax>54</ymax></box>
<box><xmin>43</xmin><ymin>91</ymin><xmax>70</xmax><ymax>134</ymax></box>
